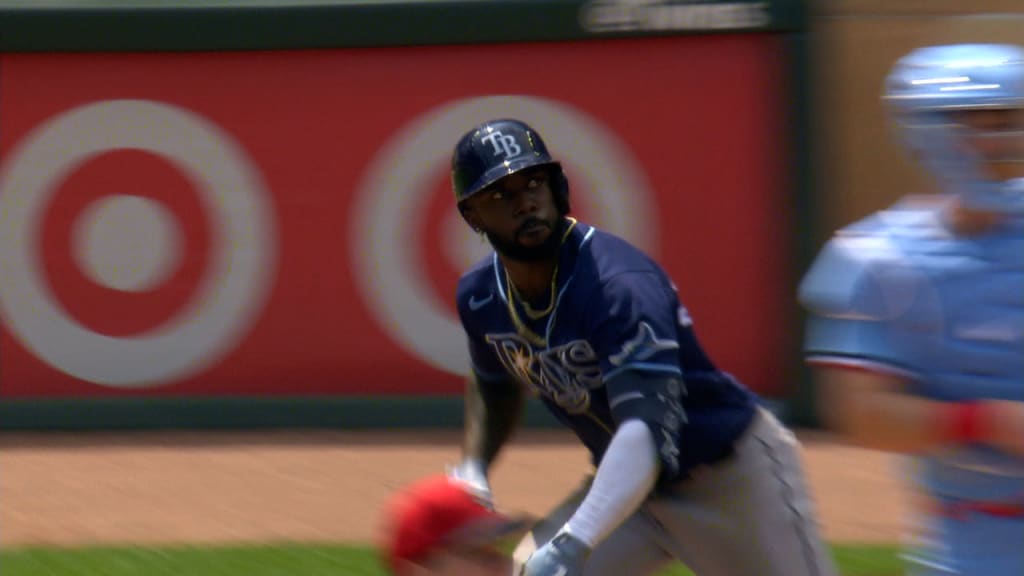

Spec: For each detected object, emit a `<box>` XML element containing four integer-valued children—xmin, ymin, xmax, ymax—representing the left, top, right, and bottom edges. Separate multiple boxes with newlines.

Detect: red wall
<box><xmin>0</xmin><ymin>34</ymin><xmax>790</xmax><ymax>398</ymax></box>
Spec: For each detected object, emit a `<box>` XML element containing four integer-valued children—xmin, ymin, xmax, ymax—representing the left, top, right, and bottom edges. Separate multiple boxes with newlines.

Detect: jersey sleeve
<box><xmin>584</xmin><ymin>271</ymin><xmax>683</xmax><ymax>381</ymax></box>
<box><xmin>798</xmin><ymin>234</ymin><xmax>920</xmax><ymax>377</ymax></box>
<box><xmin>582</xmin><ymin>271</ymin><xmax>688</xmax><ymax>482</ymax></box>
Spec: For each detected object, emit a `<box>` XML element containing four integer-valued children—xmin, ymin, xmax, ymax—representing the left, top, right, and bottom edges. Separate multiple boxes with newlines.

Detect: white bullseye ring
<box><xmin>0</xmin><ymin>99</ymin><xmax>277</xmax><ymax>388</ymax></box>
<box><xmin>351</xmin><ymin>95</ymin><xmax>656</xmax><ymax>376</ymax></box>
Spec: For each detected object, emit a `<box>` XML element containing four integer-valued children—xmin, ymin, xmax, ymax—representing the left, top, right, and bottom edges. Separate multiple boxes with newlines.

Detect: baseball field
<box><xmin>1</xmin><ymin>428</ymin><xmax>910</xmax><ymax>575</ymax></box>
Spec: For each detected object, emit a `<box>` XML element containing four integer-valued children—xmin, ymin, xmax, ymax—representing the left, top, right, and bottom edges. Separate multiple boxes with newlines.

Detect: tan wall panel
<box><xmin>824</xmin><ymin>0</ymin><xmax>1024</xmax><ymax>16</ymax></box>
<box><xmin>810</xmin><ymin>4</ymin><xmax>1024</xmax><ymax>244</ymax></box>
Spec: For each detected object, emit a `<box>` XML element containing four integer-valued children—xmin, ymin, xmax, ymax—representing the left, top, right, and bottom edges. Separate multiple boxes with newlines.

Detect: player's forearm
<box><xmin>463</xmin><ymin>375</ymin><xmax>524</xmax><ymax>468</ymax></box>
<box><xmin>565</xmin><ymin>419</ymin><xmax>659</xmax><ymax>548</ymax></box>
<box><xmin>832</xmin><ymin>386</ymin><xmax>940</xmax><ymax>453</ymax></box>
<box><xmin>817</xmin><ymin>367</ymin><xmax>973</xmax><ymax>454</ymax></box>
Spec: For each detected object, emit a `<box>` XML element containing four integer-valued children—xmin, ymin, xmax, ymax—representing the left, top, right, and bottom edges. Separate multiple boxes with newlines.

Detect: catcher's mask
<box><xmin>883</xmin><ymin>43</ymin><xmax>1024</xmax><ymax>213</ymax></box>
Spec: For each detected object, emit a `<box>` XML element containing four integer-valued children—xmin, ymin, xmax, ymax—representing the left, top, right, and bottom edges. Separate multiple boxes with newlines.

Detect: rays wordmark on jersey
<box><xmin>485</xmin><ymin>333</ymin><xmax>602</xmax><ymax>414</ymax></box>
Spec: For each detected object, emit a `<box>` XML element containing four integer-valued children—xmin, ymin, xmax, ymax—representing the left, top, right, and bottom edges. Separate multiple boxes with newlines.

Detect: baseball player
<box><xmin>799</xmin><ymin>43</ymin><xmax>1024</xmax><ymax>575</ymax></box>
<box><xmin>447</xmin><ymin>118</ymin><xmax>838</xmax><ymax>576</ymax></box>
<box><xmin>381</xmin><ymin>474</ymin><xmax>527</xmax><ymax>575</ymax></box>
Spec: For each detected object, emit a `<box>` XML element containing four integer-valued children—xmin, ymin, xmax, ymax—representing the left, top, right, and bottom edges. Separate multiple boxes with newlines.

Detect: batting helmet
<box><xmin>451</xmin><ymin>118</ymin><xmax>570</xmax><ymax>214</ymax></box>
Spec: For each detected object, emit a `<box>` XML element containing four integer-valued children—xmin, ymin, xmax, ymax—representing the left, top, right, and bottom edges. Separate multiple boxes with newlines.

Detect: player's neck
<box><xmin>502</xmin><ymin>257</ymin><xmax>558</xmax><ymax>303</ymax></box>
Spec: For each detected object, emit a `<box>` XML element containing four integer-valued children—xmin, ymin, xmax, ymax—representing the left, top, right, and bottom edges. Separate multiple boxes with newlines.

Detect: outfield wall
<box><xmin>0</xmin><ymin>0</ymin><xmax>810</xmax><ymax>429</ymax></box>
<box><xmin>809</xmin><ymin>0</ymin><xmax>1024</xmax><ymax>242</ymax></box>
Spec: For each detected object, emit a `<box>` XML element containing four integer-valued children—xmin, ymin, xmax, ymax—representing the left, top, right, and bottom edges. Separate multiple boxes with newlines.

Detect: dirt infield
<box><xmin>0</xmin><ymin>428</ymin><xmax>910</xmax><ymax>548</ymax></box>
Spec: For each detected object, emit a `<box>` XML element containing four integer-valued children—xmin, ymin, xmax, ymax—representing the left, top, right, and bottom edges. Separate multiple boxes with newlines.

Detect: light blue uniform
<box><xmin>800</xmin><ymin>197</ymin><xmax>1024</xmax><ymax>575</ymax></box>
<box><xmin>801</xmin><ymin>43</ymin><xmax>1024</xmax><ymax>575</ymax></box>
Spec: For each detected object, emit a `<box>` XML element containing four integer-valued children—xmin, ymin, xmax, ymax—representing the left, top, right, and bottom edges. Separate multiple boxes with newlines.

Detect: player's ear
<box><xmin>460</xmin><ymin>205</ymin><xmax>484</xmax><ymax>233</ymax></box>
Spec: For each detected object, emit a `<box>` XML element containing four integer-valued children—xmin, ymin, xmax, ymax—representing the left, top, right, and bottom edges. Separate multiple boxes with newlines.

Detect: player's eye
<box><xmin>490</xmin><ymin>190</ymin><xmax>504</xmax><ymax>201</ymax></box>
<box><xmin>527</xmin><ymin>178</ymin><xmax>540</xmax><ymax>189</ymax></box>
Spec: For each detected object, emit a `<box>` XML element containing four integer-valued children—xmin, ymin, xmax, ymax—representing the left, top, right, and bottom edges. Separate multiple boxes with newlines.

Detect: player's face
<box><xmin>462</xmin><ymin>168</ymin><xmax>563</xmax><ymax>262</ymax></box>
<box><xmin>953</xmin><ymin>108</ymin><xmax>1024</xmax><ymax>180</ymax></box>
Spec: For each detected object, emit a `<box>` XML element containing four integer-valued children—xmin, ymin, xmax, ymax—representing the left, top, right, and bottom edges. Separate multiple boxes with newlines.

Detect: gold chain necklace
<box><xmin>507</xmin><ymin>264</ymin><xmax>559</xmax><ymax>320</ymax></box>
<box><xmin>504</xmin><ymin>218</ymin><xmax>578</xmax><ymax>347</ymax></box>
<box><xmin>505</xmin><ymin>274</ymin><xmax>550</xmax><ymax>347</ymax></box>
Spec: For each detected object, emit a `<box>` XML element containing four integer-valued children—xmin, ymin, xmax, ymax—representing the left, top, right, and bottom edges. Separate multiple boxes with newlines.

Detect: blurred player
<box><xmin>381</xmin><ymin>474</ymin><xmax>526</xmax><ymax>575</ymax></box>
<box><xmin>447</xmin><ymin>118</ymin><xmax>838</xmax><ymax>576</ymax></box>
<box><xmin>800</xmin><ymin>43</ymin><xmax>1024</xmax><ymax>575</ymax></box>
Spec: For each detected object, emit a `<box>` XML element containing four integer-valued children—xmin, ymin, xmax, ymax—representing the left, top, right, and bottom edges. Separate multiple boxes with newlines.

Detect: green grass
<box><xmin>0</xmin><ymin>543</ymin><xmax>904</xmax><ymax>576</ymax></box>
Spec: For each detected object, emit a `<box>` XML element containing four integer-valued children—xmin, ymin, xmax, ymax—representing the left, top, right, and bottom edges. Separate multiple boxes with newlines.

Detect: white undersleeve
<box><xmin>565</xmin><ymin>418</ymin><xmax>660</xmax><ymax>548</ymax></box>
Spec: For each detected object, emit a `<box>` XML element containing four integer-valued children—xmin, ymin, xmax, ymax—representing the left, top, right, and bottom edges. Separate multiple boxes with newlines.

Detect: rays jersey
<box><xmin>456</xmin><ymin>220</ymin><xmax>755</xmax><ymax>484</ymax></box>
<box><xmin>800</xmin><ymin>197</ymin><xmax>1024</xmax><ymax>573</ymax></box>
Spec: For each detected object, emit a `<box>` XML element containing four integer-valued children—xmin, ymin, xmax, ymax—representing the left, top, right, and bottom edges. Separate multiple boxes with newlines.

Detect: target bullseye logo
<box><xmin>351</xmin><ymin>95</ymin><xmax>657</xmax><ymax>376</ymax></box>
<box><xmin>0</xmin><ymin>99</ymin><xmax>277</xmax><ymax>388</ymax></box>
<box><xmin>73</xmin><ymin>195</ymin><xmax>182</xmax><ymax>294</ymax></box>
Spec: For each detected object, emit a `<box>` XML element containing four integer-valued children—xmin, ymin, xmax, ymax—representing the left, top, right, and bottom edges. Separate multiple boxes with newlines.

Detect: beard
<box><xmin>485</xmin><ymin>216</ymin><xmax>567</xmax><ymax>263</ymax></box>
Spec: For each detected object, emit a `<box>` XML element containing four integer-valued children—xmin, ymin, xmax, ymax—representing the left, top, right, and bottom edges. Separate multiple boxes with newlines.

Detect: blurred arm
<box><xmin>462</xmin><ymin>374</ymin><xmax>525</xmax><ymax>471</ymax></box>
<box><xmin>815</xmin><ymin>365</ymin><xmax>1024</xmax><ymax>456</ymax></box>
<box><xmin>815</xmin><ymin>366</ymin><xmax>942</xmax><ymax>453</ymax></box>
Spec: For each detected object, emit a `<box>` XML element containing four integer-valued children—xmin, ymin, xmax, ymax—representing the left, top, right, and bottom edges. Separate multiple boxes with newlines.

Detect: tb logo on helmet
<box><xmin>481</xmin><ymin>130</ymin><xmax>522</xmax><ymax>159</ymax></box>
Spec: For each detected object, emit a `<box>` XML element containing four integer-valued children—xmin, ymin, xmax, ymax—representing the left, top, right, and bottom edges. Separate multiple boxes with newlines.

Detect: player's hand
<box><xmin>519</xmin><ymin>529</ymin><xmax>591</xmax><ymax>576</ymax></box>
<box><xmin>446</xmin><ymin>458</ymin><xmax>494</xmax><ymax>510</ymax></box>
<box><xmin>980</xmin><ymin>400</ymin><xmax>1024</xmax><ymax>458</ymax></box>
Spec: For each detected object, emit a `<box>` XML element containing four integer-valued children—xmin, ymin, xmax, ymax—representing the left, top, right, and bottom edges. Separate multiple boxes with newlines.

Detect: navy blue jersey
<box><xmin>456</xmin><ymin>220</ymin><xmax>756</xmax><ymax>482</ymax></box>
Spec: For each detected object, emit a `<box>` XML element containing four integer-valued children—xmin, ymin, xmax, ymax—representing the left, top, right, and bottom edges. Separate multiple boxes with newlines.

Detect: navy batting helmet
<box><xmin>451</xmin><ymin>118</ymin><xmax>570</xmax><ymax>214</ymax></box>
